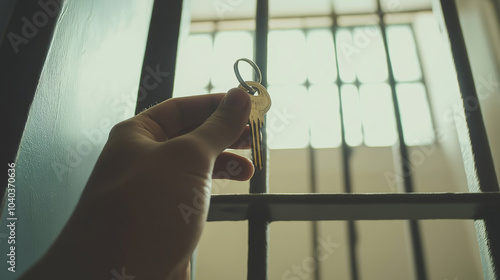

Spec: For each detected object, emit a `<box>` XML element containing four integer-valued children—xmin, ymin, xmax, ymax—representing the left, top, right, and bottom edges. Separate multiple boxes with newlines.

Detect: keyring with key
<box><xmin>233</xmin><ymin>58</ymin><xmax>272</xmax><ymax>171</ymax></box>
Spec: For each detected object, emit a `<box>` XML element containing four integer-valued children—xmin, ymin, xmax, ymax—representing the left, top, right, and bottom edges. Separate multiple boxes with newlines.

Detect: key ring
<box><xmin>234</xmin><ymin>58</ymin><xmax>262</xmax><ymax>94</ymax></box>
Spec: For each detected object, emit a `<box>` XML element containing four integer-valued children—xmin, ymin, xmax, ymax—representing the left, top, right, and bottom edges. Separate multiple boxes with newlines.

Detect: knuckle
<box><xmin>109</xmin><ymin>120</ymin><xmax>135</xmax><ymax>136</ymax></box>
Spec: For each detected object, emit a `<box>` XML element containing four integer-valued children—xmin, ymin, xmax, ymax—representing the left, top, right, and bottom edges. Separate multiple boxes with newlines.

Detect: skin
<box><xmin>20</xmin><ymin>88</ymin><xmax>253</xmax><ymax>280</ymax></box>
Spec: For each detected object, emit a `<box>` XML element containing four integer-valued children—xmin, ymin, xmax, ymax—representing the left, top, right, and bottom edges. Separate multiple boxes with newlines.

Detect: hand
<box><xmin>20</xmin><ymin>88</ymin><xmax>253</xmax><ymax>279</ymax></box>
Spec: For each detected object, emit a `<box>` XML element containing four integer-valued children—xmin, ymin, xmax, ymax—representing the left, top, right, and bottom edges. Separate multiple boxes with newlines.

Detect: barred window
<box><xmin>174</xmin><ymin>16</ymin><xmax>435</xmax><ymax>149</ymax></box>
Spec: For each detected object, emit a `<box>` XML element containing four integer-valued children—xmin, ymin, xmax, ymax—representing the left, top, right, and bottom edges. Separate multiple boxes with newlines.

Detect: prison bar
<box><xmin>434</xmin><ymin>0</ymin><xmax>500</xmax><ymax>278</ymax></box>
<box><xmin>208</xmin><ymin>192</ymin><xmax>500</xmax><ymax>221</ymax></box>
<box><xmin>376</xmin><ymin>0</ymin><xmax>429</xmax><ymax>279</ymax></box>
<box><xmin>329</xmin><ymin>9</ymin><xmax>360</xmax><ymax>280</ymax></box>
<box><xmin>128</xmin><ymin>0</ymin><xmax>500</xmax><ymax>279</ymax></box>
<box><xmin>135</xmin><ymin>0</ymin><xmax>188</xmax><ymax>113</ymax></box>
<box><xmin>307</xmin><ymin>147</ymin><xmax>321</xmax><ymax>280</ymax></box>
<box><xmin>130</xmin><ymin>1</ymin><xmax>498</xmax><ymax>278</ymax></box>
<box><xmin>247</xmin><ymin>0</ymin><xmax>270</xmax><ymax>279</ymax></box>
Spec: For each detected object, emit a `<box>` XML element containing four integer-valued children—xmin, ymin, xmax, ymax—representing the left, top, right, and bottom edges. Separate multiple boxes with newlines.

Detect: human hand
<box><xmin>20</xmin><ymin>88</ymin><xmax>252</xmax><ymax>280</ymax></box>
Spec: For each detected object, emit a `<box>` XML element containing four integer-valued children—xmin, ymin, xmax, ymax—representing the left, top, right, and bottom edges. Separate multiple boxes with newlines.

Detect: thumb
<box><xmin>192</xmin><ymin>88</ymin><xmax>251</xmax><ymax>155</ymax></box>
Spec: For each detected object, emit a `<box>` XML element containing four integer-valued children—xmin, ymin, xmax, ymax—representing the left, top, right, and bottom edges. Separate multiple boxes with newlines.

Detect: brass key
<box><xmin>238</xmin><ymin>81</ymin><xmax>271</xmax><ymax>170</ymax></box>
<box><xmin>233</xmin><ymin>58</ymin><xmax>272</xmax><ymax>170</ymax></box>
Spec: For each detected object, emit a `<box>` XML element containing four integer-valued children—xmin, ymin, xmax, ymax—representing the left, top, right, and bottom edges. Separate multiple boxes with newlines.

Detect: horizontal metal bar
<box><xmin>207</xmin><ymin>193</ymin><xmax>500</xmax><ymax>221</ymax></box>
<box><xmin>191</xmin><ymin>8</ymin><xmax>433</xmax><ymax>23</ymax></box>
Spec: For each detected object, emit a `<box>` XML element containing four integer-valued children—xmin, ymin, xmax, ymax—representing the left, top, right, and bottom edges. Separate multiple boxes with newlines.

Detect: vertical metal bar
<box><xmin>250</xmin><ymin>0</ymin><xmax>269</xmax><ymax>195</ymax></box>
<box><xmin>247</xmin><ymin>211</ymin><xmax>269</xmax><ymax>280</ymax></box>
<box><xmin>307</xmin><ymin>145</ymin><xmax>321</xmax><ymax>280</ymax></box>
<box><xmin>135</xmin><ymin>0</ymin><xmax>190</xmax><ymax>113</ymax></box>
<box><xmin>434</xmin><ymin>0</ymin><xmax>500</xmax><ymax>193</ymax></box>
<box><xmin>376</xmin><ymin>1</ymin><xmax>428</xmax><ymax>279</ymax></box>
<box><xmin>337</xmin><ymin>41</ymin><xmax>359</xmax><ymax>280</ymax></box>
<box><xmin>433</xmin><ymin>0</ymin><xmax>500</xmax><ymax>278</ymax></box>
<box><xmin>248</xmin><ymin>0</ymin><xmax>269</xmax><ymax>279</ymax></box>
<box><xmin>329</xmin><ymin>12</ymin><xmax>360</xmax><ymax>280</ymax></box>
<box><xmin>304</xmin><ymin>25</ymin><xmax>321</xmax><ymax>280</ymax></box>
<box><xmin>311</xmin><ymin>221</ymin><xmax>321</xmax><ymax>280</ymax></box>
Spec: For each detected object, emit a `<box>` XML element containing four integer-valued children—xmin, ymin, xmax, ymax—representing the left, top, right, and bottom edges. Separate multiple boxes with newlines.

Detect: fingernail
<box><xmin>223</xmin><ymin>88</ymin><xmax>249</xmax><ymax>108</ymax></box>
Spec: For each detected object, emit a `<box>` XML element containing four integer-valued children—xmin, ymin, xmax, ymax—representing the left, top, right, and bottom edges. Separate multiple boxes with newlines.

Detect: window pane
<box><xmin>212</xmin><ymin>31</ymin><xmax>254</xmax><ymax>89</ymax></box>
<box><xmin>309</xmin><ymin>84</ymin><xmax>341</xmax><ymax>148</ymax></box>
<box><xmin>359</xmin><ymin>84</ymin><xmax>397</xmax><ymax>146</ymax></box>
<box><xmin>268</xmin><ymin>30</ymin><xmax>307</xmax><ymax>85</ymax></box>
<box><xmin>335</xmin><ymin>28</ymin><xmax>356</xmax><ymax>83</ymax></box>
<box><xmin>173</xmin><ymin>34</ymin><xmax>213</xmax><ymax>97</ymax></box>
<box><xmin>387</xmin><ymin>25</ymin><xmax>422</xmax><ymax>82</ymax></box>
<box><xmin>267</xmin><ymin>85</ymin><xmax>309</xmax><ymax>149</ymax></box>
<box><xmin>307</xmin><ymin>29</ymin><xmax>337</xmax><ymax>84</ymax></box>
<box><xmin>341</xmin><ymin>84</ymin><xmax>363</xmax><ymax>146</ymax></box>
<box><xmin>352</xmin><ymin>26</ymin><xmax>388</xmax><ymax>83</ymax></box>
<box><xmin>396</xmin><ymin>83</ymin><xmax>435</xmax><ymax>145</ymax></box>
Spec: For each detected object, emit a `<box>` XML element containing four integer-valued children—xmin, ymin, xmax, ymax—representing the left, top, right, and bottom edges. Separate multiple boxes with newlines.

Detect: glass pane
<box><xmin>352</xmin><ymin>26</ymin><xmax>388</xmax><ymax>83</ymax></box>
<box><xmin>173</xmin><ymin>34</ymin><xmax>213</xmax><ymax>97</ymax></box>
<box><xmin>309</xmin><ymin>84</ymin><xmax>341</xmax><ymax>148</ymax></box>
<box><xmin>306</xmin><ymin>29</ymin><xmax>337</xmax><ymax>84</ymax></box>
<box><xmin>341</xmin><ymin>84</ymin><xmax>363</xmax><ymax>146</ymax></box>
<box><xmin>396</xmin><ymin>83</ymin><xmax>435</xmax><ymax>145</ymax></box>
<box><xmin>359</xmin><ymin>83</ymin><xmax>397</xmax><ymax>146</ymax></box>
<box><xmin>212</xmin><ymin>31</ymin><xmax>254</xmax><ymax>89</ymax></box>
<box><xmin>268</xmin><ymin>30</ymin><xmax>307</xmax><ymax>85</ymax></box>
<box><xmin>387</xmin><ymin>25</ymin><xmax>422</xmax><ymax>82</ymax></box>
<box><xmin>335</xmin><ymin>28</ymin><xmax>356</xmax><ymax>83</ymax></box>
<box><xmin>267</xmin><ymin>85</ymin><xmax>309</xmax><ymax>149</ymax></box>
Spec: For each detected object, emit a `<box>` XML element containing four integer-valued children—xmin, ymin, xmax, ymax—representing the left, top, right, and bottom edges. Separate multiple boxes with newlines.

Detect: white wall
<box><xmin>0</xmin><ymin>1</ymin><xmax>153</xmax><ymax>278</ymax></box>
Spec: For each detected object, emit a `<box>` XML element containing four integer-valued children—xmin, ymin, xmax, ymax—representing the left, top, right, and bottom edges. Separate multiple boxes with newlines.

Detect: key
<box><xmin>239</xmin><ymin>81</ymin><xmax>271</xmax><ymax>170</ymax></box>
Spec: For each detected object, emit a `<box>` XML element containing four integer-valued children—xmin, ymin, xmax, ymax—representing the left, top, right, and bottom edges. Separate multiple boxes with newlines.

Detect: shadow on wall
<box><xmin>0</xmin><ymin>0</ymin><xmax>154</xmax><ymax>279</ymax></box>
<box><xmin>0</xmin><ymin>0</ymin><xmax>17</xmax><ymax>45</ymax></box>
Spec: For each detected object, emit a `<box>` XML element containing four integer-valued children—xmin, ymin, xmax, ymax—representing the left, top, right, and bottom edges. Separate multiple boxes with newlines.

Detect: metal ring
<box><xmin>234</xmin><ymin>58</ymin><xmax>262</xmax><ymax>94</ymax></box>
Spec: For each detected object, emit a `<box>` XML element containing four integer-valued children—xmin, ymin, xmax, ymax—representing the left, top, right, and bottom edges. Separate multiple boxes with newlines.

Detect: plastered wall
<box><xmin>0</xmin><ymin>0</ymin><xmax>154</xmax><ymax>278</ymax></box>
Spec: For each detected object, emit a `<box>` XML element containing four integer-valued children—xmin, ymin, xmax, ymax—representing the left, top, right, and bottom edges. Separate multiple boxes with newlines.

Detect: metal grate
<box><xmin>137</xmin><ymin>0</ymin><xmax>500</xmax><ymax>279</ymax></box>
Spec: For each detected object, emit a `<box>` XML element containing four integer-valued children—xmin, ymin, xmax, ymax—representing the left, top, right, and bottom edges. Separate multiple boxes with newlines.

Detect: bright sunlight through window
<box><xmin>174</xmin><ymin>20</ymin><xmax>435</xmax><ymax>149</ymax></box>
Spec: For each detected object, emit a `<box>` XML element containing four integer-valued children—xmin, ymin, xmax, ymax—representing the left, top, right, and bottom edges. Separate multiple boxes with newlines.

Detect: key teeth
<box><xmin>244</xmin><ymin>81</ymin><xmax>270</xmax><ymax>171</ymax></box>
<box><xmin>249</xmin><ymin>119</ymin><xmax>263</xmax><ymax>171</ymax></box>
